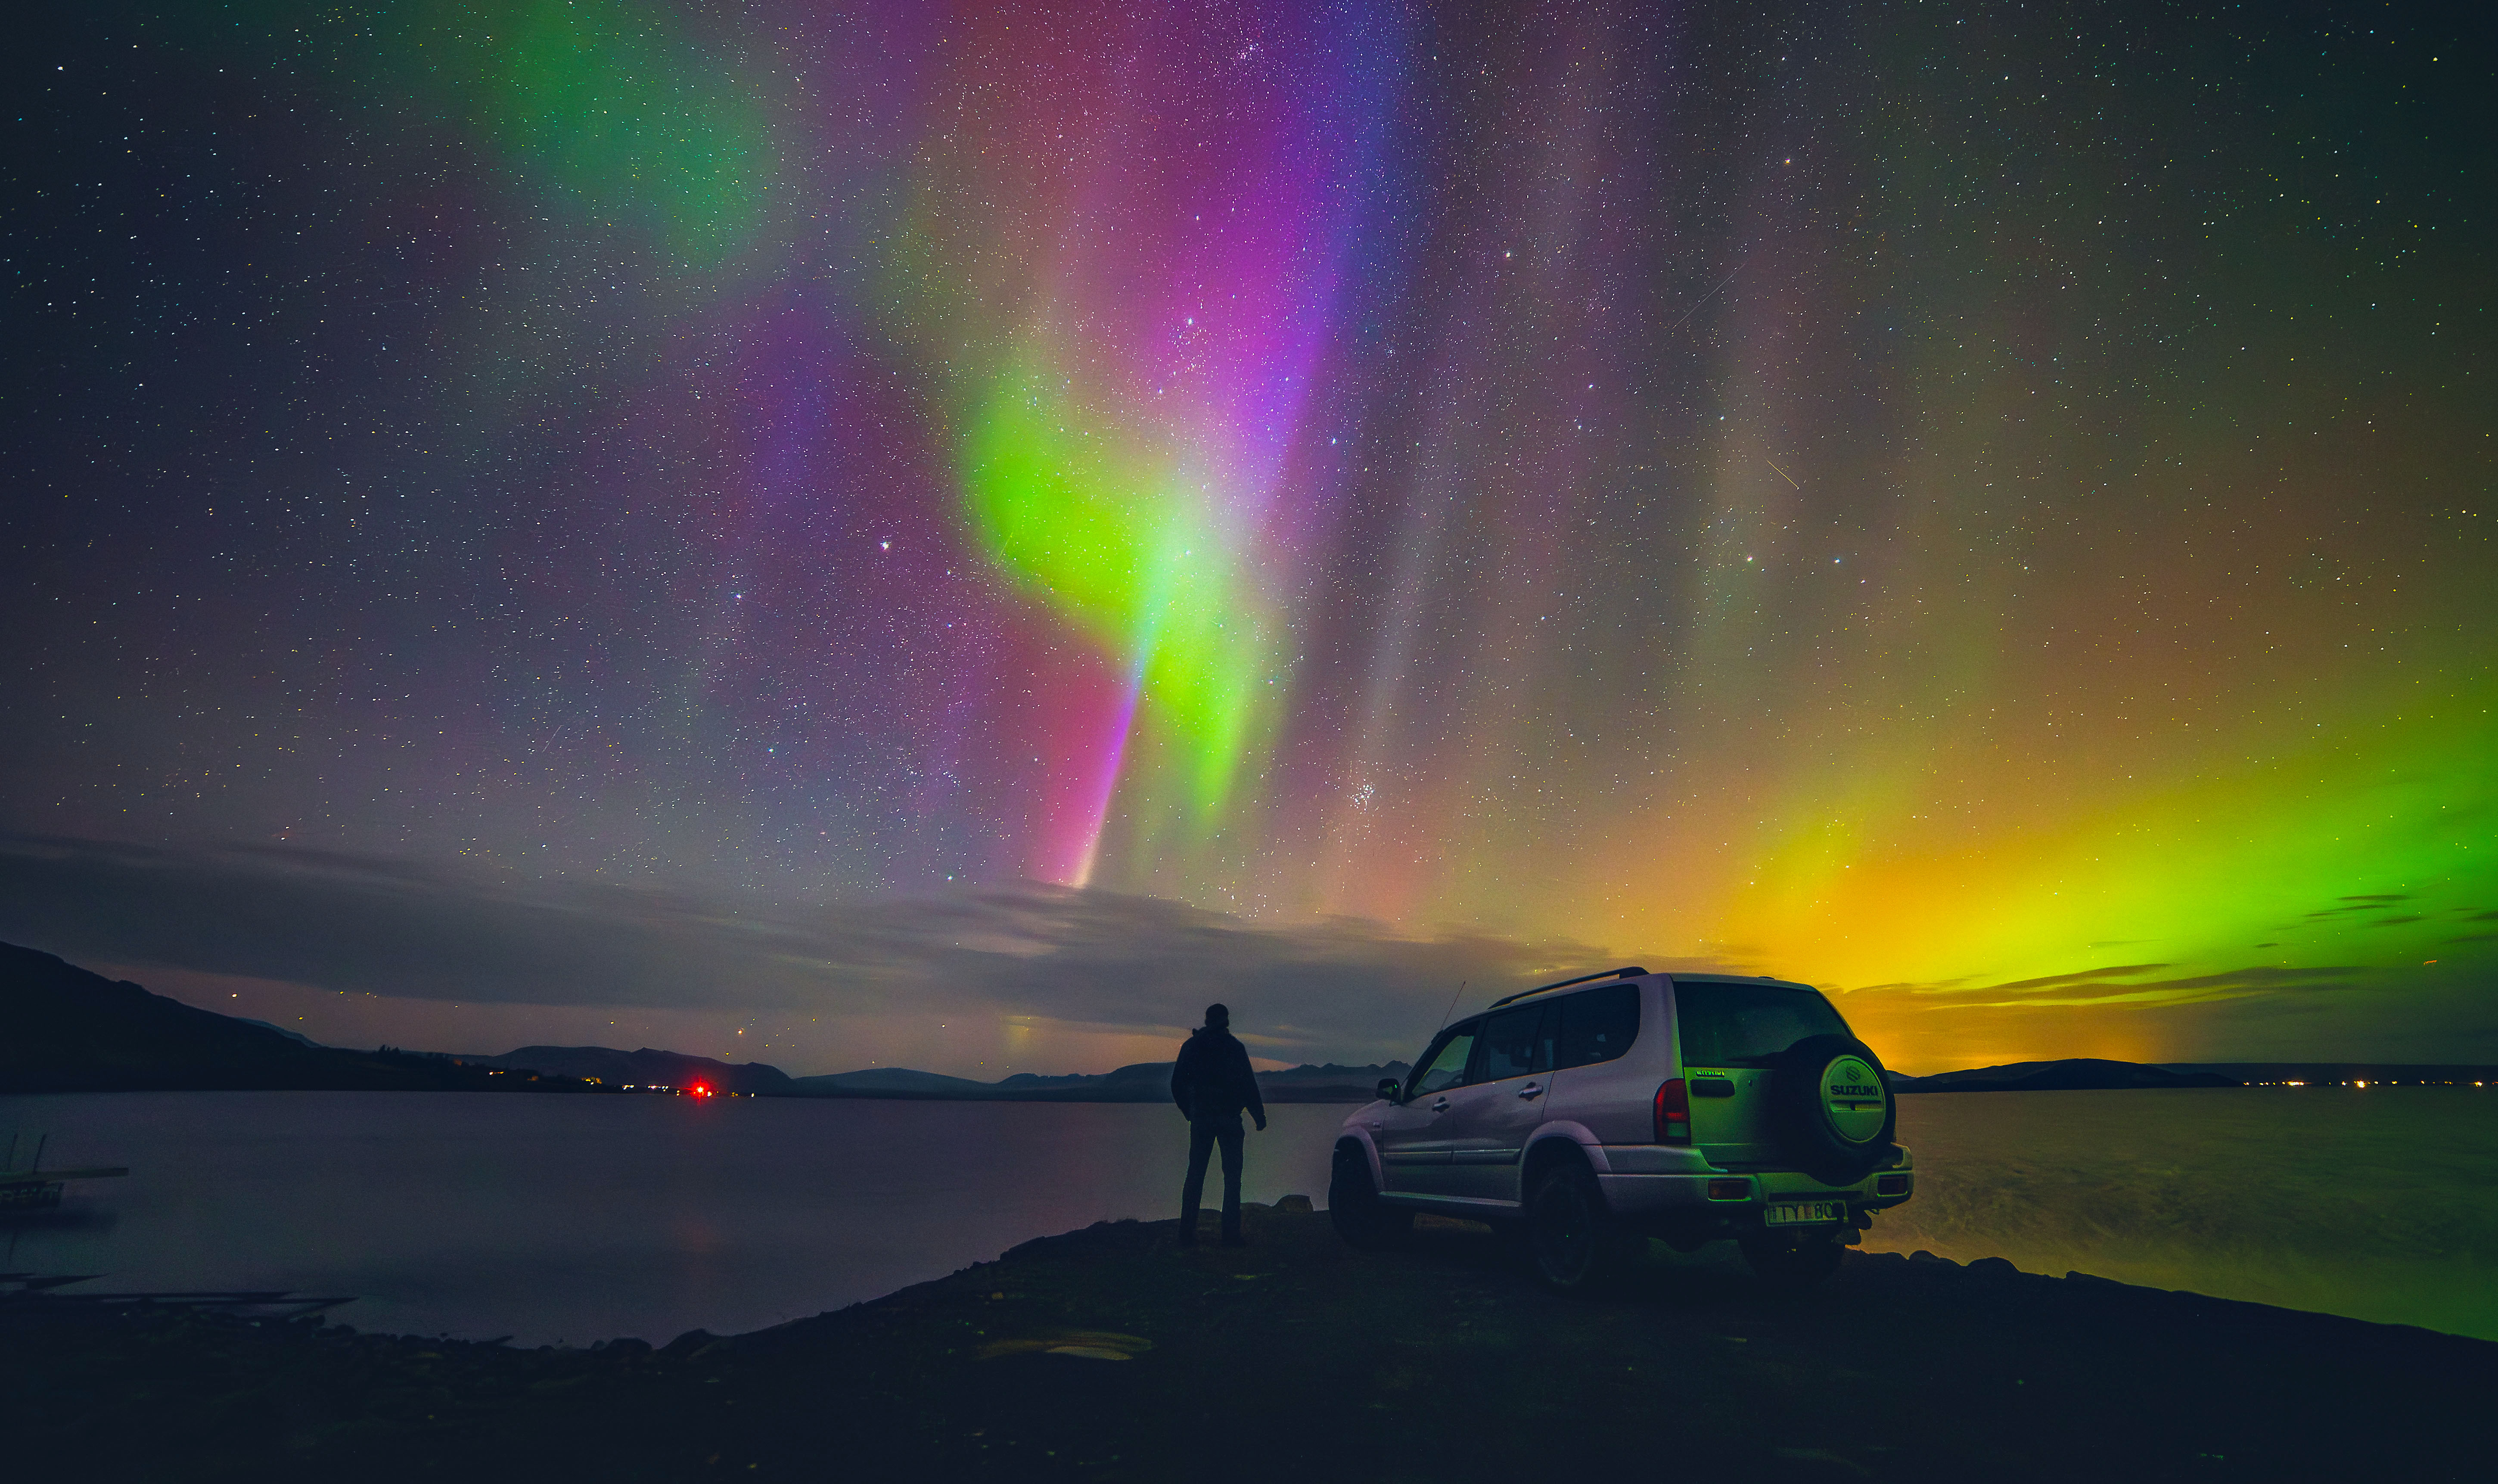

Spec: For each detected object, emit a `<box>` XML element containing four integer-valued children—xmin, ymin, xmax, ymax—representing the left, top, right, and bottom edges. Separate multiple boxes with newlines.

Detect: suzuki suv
<box><xmin>1328</xmin><ymin>968</ymin><xmax>1914</xmax><ymax>1291</ymax></box>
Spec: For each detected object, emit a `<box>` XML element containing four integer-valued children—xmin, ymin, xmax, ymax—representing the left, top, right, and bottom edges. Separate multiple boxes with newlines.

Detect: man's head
<box><xmin>1204</xmin><ymin>1003</ymin><xmax>1230</xmax><ymax>1030</ymax></box>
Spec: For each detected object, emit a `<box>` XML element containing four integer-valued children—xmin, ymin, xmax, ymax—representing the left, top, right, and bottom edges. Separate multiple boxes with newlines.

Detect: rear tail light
<box><xmin>1877</xmin><ymin>1174</ymin><xmax>1911</xmax><ymax>1196</ymax></box>
<box><xmin>1654</xmin><ymin>1078</ymin><xmax>1690</xmax><ymax>1144</ymax></box>
<box><xmin>1706</xmin><ymin>1179</ymin><xmax>1749</xmax><ymax>1201</ymax></box>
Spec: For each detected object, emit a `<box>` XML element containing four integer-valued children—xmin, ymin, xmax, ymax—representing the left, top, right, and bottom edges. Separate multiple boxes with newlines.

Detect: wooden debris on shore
<box><xmin>0</xmin><ymin>1133</ymin><xmax>127</xmax><ymax>1211</ymax></box>
<box><xmin>0</xmin><ymin>1274</ymin><xmax>353</xmax><ymax>1326</ymax></box>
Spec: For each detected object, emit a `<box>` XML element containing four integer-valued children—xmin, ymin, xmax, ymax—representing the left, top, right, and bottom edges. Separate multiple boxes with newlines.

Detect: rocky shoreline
<box><xmin>7</xmin><ymin>1203</ymin><xmax>2490</xmax><ymax>1481</ymax></box>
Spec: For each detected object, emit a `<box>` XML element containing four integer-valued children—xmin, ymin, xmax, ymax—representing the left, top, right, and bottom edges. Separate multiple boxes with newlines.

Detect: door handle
<box><xmin>1517</xmin><ymin>1083</ymin><xmax>1544</xmax><ymax>1100</ymax></box>
<box><xmin>1431</xmin><ymin>1098</ymin><xmax>1450</xmax><ymax>1112</ymax></box>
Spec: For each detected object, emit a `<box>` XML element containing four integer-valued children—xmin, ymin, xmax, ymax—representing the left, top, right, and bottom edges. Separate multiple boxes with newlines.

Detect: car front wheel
<box><xmin>1329</xmin><ymin>1145</ymin><xmax>1414</xmax><ymax>1251</ymax></box>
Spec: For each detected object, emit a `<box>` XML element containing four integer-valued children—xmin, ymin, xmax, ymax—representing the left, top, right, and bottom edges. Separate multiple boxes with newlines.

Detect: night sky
<box><xmin>5</xmin><ymin>1</ymin><xmax>2491</xmax><ymax>1076</ymax></box>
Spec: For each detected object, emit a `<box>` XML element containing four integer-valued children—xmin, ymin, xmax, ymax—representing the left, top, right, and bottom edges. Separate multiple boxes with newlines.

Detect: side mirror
<box><xmin>1376</xmin><ymin>1078</ymin><xmax>1401</xmax><ymax>1102</ymax></box>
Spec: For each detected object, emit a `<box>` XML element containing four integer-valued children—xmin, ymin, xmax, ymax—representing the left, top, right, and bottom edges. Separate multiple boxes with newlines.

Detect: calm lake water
<box><xmin>3</xmin><ymin>1088</ymin><xmax>2491</xmax><ymax>1345</ymax></box>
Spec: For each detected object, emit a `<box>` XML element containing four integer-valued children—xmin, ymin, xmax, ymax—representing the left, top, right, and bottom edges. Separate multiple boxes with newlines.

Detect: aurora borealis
<box><xmin>4</xmin><ymin>2</ymin><xmax>2491</xmax><ymax>1074</ymax></box>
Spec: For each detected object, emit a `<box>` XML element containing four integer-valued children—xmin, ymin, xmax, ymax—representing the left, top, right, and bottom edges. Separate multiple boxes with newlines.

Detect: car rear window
<box><xmin>1673</xmin><ymin>981</ymin><xmax>1847</xmax><ymax>1067</ymax></box>
<box><xmin>1551</xmin><ymin>984</ymin><xmax>1639</xmax><ymax>1068</ymax></box>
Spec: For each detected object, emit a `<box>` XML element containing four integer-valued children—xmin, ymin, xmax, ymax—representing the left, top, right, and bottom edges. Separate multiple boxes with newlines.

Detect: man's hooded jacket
<box><xmin>1170</xmin><ymin>1025</ymin><xmax>1265</xmax><ymax>1124</ymax></box>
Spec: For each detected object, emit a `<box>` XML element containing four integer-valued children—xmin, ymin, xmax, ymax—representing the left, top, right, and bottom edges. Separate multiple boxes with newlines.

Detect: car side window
<box><xmin>1409</xmin><ymin>1021</ymin><xmax>1481</xmax><ymax>1099</ymax></box>
<box><xmin>1476</xmin><ymin>1003</ymin><xmax>1555</xmax><ymax>1082</ymax></box>
<box><xmin>1552</xmin><ymin>984</ymin><xmax>1640</xmax><ymax>1068</ymax></box>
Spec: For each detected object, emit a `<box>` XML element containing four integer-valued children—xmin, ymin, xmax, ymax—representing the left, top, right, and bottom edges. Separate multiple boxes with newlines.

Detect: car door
<box><xmin>1373</xmin><ymin>1019</ymin><xmax>1479</xmax><ymax>1194</ymax></box>
<box><xmin>1536</xmin><ymin>982</ymin><xmax>1649</xmax><ymax>1144</ymax></box>
<box><xmin>1440</xmin><ymin>1002</ymin><xmax>1558</xmax><ymax>1201</ymax></box>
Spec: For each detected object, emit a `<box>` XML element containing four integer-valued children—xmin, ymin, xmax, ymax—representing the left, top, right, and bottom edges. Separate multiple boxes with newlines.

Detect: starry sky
<box><xmin>4</xmin><ymin>1</ymin><xmax>2491</xmax><ymax>1076</ymax></box>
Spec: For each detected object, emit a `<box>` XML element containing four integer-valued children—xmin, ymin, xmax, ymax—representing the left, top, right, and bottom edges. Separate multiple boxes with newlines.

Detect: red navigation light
<box><xmin>691</xmin><ymin>1083</ymin><xmax>713</xmax><ymax>1099</ymax></box>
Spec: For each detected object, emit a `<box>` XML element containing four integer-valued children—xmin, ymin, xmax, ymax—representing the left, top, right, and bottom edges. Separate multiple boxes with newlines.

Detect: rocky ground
<box><xmin>6</xmin><ymin>1202</ymin><xmax>2490</xmax><ymax>1481</ymax></box>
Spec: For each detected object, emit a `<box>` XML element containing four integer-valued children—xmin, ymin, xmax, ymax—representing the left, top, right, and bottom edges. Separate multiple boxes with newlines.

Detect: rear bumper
<box><xmin>1596</xmin><ymin>1148</ymin><xmax>1915</xmax><ymax>1229</ymax></box>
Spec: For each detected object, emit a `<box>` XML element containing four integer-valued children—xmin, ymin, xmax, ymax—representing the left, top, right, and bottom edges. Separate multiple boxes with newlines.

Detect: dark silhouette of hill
<box><xmin>463</xmin><ymin>1046</ymin><xmax>793</xmax><ymax>1096</ymax></box>
<box><xmin>794</xmin><ymin>1067</ymin><xmax>999</xmax><ymax>1096</ymax></box>
<box><xmin>1249</xmin><ymin>1062</ymin><xmax>1415</xmax><ymax>1102</ymax></box>
<box><xmin>786</xmin><ymin>1060</ymin><xmax>1411</xmax><ymax>1103</ymax></box>
<box><xmin>1886</xmin><ymin>1059</ymin><xmax>2242</xmax><ymax>1093</ymax></box>
<box><xmin>0</xmin><ymin>941</ymin><xmax>601</xmax><ymax>1094</ymax></box>
<box><xmin>2162</xmin><ymin>1062</ymin><xmax>2498</xmax><ymax>1086</ymax></box>
<box><xmin>782</xmin><ymin>1062</ymin><xmax>1179</xmax><ymax>1101</ymax></box>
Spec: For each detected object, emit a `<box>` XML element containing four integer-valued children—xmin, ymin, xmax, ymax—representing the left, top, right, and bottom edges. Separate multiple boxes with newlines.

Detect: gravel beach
<box><xmin>7</xmin><ymin>1202</ymin><xmax>2490</xmax><ymax>1481</ymax></box>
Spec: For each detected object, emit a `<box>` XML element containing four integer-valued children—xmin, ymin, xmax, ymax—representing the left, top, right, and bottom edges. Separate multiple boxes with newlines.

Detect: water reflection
<box><xmin>1872</xmin><ymin>1087</ymin><xmax>2498</xmax><ymax>1339</ymax></box>
<box><xmin>0</xmin><ymin>1093</ymin><xmax>1345</xmax><ymax>1344</ymax></box>
<box><xmin>0</xmin><ymin>1087</ymin><xmax>2487</xmax><ymax>1344</ymax></box>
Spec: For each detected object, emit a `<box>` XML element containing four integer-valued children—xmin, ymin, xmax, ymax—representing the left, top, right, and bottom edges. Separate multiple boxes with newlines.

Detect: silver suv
<box><xmin>1329</xmin><ymin>968</ymin><xmax>1914</xmax><ymax>1290</ymax></box>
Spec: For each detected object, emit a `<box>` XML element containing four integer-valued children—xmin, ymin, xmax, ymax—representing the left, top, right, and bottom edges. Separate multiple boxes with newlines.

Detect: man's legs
<box><xmin>1215</xmin><ymin>1116</ymin><xmax>1246</xmax><ymax>1242</ymax></box>
<box><xmin>1179</xmin><ymin>1117</ymin><xmax>1218</xmax><ymax>1243</ymax></box>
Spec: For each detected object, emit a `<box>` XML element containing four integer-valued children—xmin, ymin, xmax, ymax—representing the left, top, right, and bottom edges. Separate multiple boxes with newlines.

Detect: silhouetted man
<box><xmin>1170</xmin><ymin>1002</ymin><xmax>1266</xmax><ymax>1246</ymax></box>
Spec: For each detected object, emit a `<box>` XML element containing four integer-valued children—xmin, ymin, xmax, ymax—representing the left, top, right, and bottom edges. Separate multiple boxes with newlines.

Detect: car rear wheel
<box><xmin>1527</xmin><ymin>1161</ymin><xmax>1628</xmax><ymax>1293</ymax></box>
<box><xmin>1742</xmin><ymin>1233</ymin><xmax>1845</xmax><ymax>1290</ymax></box>
<box><xmin>1329</xmin><ymin>1145</ymin><xmax>1414</xmax><ymax>1250</ymax></box>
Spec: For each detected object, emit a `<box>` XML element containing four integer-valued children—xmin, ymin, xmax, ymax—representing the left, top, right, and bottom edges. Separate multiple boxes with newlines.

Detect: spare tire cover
<box><xmin>1767</xmin><ymin>1033</ymin><xmax>1899</xmax><ymax>1185</ymax></box>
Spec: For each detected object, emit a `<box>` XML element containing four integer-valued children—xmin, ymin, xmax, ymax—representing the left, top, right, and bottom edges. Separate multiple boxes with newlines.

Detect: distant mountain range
<box><xmin>1</xmin><ymin>942</ymin><xmax>605</xmax><ymax>1094</ymax></box>
<box><xmin>11</xmin><ymin>940</ymin><xmax>2494</xmax><ymax>1099</ymax></box>
<box><xmin>460</xmin><ymin>1046</ymin><xmax>795</xmax><ymax>1097</ymax></box>
<box><xmin>0</xmin><ymin>941</ymin><xmax>1412</xmax><ymax>1099</ymax></box>
<box><xmin>1884</xmin><ymin>1059</ymin><xmax>2244</xmax><ymax>1093</ymax></box>
<box><xmin>785</xmin><ymin>1061</ymin><xmax>1412</xmax><ymax>1104</ymax></box>
<box><xmin>2159</xmin><ymin>1063</ymin><xmax>2495</xmax><ymax>1087</ymax></box>
<box><xmin>1884</xmin><ymin>1059</ymin><xmax>2498</xmax><ymax>1092</ymax></box>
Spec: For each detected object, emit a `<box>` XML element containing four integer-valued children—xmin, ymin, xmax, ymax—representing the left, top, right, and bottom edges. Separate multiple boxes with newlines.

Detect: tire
<box><xmin>1742</xmin><ymin>1233</ymin><xmax>1845</xmax><ymax>1291</ymax></box>
<box><xmin>1767</xmin><ymin>1033</ymin><xmax>1899</xmax><ymax>1186</ymax></box>
<box><xmin>1329</xmin><ymin>1144</ymin><xmax>1414</xmax><ymax>1251</ymax></box>
<box><xmin>1526</xmin><ymin>1160</ymin><xmax>1629</xmax><ymax>1293</ymax></box>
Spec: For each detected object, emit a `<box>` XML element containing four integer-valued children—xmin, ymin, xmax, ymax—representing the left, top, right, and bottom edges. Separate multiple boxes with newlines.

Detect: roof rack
<box><xmin>1488</xmin><ymin>966</ymin><xmax>1649</xmax><ymax>1009</ymax></box>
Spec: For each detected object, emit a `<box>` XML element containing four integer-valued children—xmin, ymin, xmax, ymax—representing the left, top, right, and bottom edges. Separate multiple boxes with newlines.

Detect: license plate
<box><xmin>1764</xmin><ymin>1200</ymin><xmax>1844</xmax><ymax>1227</ymax></box>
